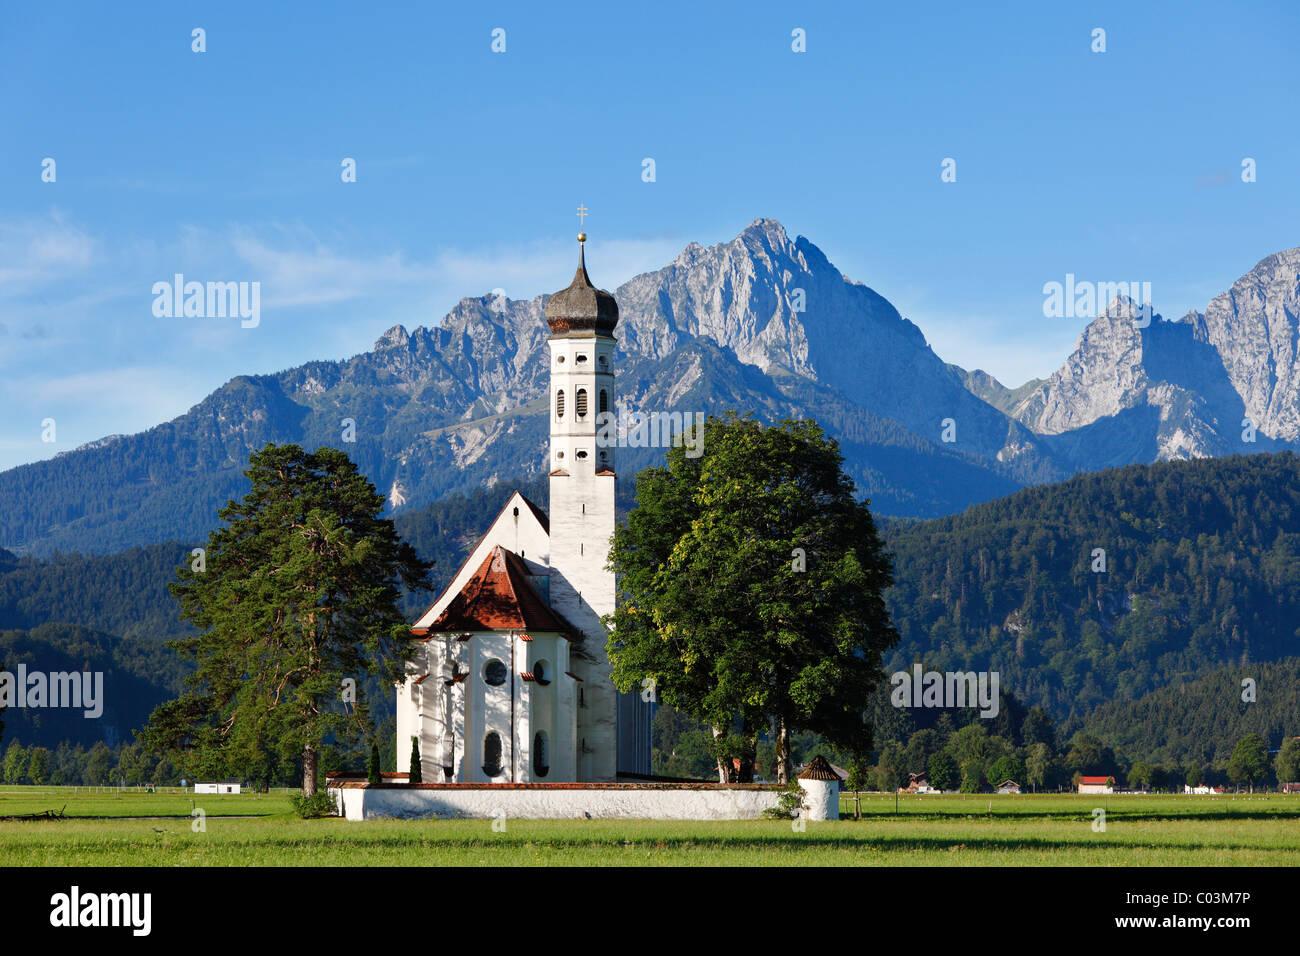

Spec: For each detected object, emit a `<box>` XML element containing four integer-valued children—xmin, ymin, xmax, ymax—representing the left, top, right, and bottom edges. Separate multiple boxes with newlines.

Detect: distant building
<box><xmin>1280</xmin><ymin>782</ymin><xmax>1300</xmax><ymax>793</ymax></box>
<box><xmin>902</xmin><ymin>772</ymin><xmax>934</xmax><ymax>794</ymax></box>
<box><xmin>194</xmin><ymin>781</ymin><xmax>240</xmax><ymax>794</ymax></box>
<box><xmin>996</xmin><ymin>780</ymin><xmax>1021</xmax><ymax>794</ymax></box>
<box><xmin>1077</xmin><ymin>775</ymin><xmax>1114</xmax><ymax>794</ymax></box>
<box><xmin>1184</xmin><ymin>784</ymin><xmax>1213</xmax><ymax>794</ymax></box>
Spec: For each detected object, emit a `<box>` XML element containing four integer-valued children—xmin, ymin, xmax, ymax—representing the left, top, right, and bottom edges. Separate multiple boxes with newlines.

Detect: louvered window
<box><xmin>556</xmin><ymin>389</ymin><xmax>565</xmax><ymax>419</ymax></box>
<box><xmin>576</xmin><ymin>388</ymin><xmax>588</xmax><ymax>418</ymax></box>
<box><xmin>599</xmin><ymin>389</ymin><xmax>609</xmax><ymax>413</ymax></box>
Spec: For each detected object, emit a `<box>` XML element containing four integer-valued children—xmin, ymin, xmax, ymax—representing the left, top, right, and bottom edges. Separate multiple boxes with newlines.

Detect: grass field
<box><xmin>3</xmin><ymin>787</ymin><xmax>1298</xmax><ymax>866</ymax></box>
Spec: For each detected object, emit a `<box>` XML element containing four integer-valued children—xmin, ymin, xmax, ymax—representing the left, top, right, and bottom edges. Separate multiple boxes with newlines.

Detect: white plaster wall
<box><xmin>333</xmin><ymin>786</ymin><xmax>783</xmax><ymax>822</ymax></box>
<box><xmin>548</xmin><ymin>332</ymin><xmax>619</xmax><ymax>783</ymax></box>
<box><xmin>469</xmin><ymin>632</ymin><xmax>514</xmax><ymax>783</ymax></box>
<box><xmin>799</xmin><ymin>779</ymin><xmax>839</xmax><ymax>821</ymax></box>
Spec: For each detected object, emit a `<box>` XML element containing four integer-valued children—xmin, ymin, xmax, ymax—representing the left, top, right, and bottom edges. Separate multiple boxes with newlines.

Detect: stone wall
<box><xmin>329</xmin><ymin>782</ymin><xmax>787</xmax><ymax>822</ymax></box>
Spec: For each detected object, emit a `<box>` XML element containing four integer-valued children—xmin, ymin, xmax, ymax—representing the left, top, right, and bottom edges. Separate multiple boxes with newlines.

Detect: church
<box><xmin>395</xmin><ymin>227</ymin><xmax>653</xmax><ymax>783</ymax></box>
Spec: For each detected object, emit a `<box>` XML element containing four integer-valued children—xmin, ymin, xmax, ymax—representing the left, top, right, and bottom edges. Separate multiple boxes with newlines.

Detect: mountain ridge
<box><xmin>2</xmin><ymin>220</ymin><xmax>1297</xmax><ymax>555</ymax></box>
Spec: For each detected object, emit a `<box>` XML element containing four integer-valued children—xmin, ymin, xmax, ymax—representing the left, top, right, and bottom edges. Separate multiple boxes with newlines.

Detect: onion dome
<box><xmin>545</xmin><ymin>237</ymin><xmax>618</xmax><ymax>337</ymax></box>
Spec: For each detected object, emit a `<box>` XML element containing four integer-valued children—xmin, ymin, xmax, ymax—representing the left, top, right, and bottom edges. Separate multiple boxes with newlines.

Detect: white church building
<box><xmin>395</xmin><ymin>232</ymin><xmax>653</xmax><ymax>783</ymax></box>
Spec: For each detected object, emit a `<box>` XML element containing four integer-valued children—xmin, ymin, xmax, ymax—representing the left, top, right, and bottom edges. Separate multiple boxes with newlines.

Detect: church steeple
<box><xmin>545</xmin><ymin>234</ymin><xmax>619</xmax><ymax>338</ymax></box>
<box><xmin>545</xmin><ymin>209</ymin><xmax>623</xmax><ymax>780</ymax></box>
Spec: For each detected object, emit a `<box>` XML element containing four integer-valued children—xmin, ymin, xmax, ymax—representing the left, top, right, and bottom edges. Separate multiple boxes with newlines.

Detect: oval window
<box><xmin>535</xmin><ymin>660</ymin><xmax>551</xmax><ymax>686</ymax></box>
<box><xmin>483</xmin><ymin>732</ymin><xmax>503</xmax><ymax>777</ymax></box>
<box><xmin>483</xmin><ymin>659</ymin><xmax>507</xmax><ymax>686</ymax></box>
<box><xmin>555</xmin><ymin>389</ymin><xmax>565</xmax><ymax>420</ymax></box>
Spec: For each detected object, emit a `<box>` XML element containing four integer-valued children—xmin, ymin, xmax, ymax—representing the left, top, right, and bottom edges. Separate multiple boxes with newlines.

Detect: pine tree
<box><xmin>141</xmin><ymin>444</ymin><xmax>432</xmax><ymax>795</ymax></box>
<box><xmin>408</xmin><ymin>736</ymin><xmax>422</xmax><ymax>784</ymax></box>
<box><xmin>368</xmin><ymin>742</ymin><xmax>381</xmax><ymax>785</ymax></box>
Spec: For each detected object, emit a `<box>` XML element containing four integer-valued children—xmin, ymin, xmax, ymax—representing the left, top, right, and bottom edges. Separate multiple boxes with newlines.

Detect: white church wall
<box><xmin>332</xmin><ymin>784</ymin><xmax>785</xmax><ymax>822</ymax></box>
<box><xmin>522</xmin><ymin>634</ymin><xmax>561</xmax><ymax>782</ymax></box>
<box><xmin>470</xmin><ymin>632</ymin><xmax>515</xmax><ymax>783</ymax></box>
<box><xmin>559</xmin><ymin>673</ymin><xmax>578</xmax><ymax>782</ymax></box>
<box><xmin>548</xmin><ymin>470</ymin><xmax>618</xmax><ymax>781</ymax></box>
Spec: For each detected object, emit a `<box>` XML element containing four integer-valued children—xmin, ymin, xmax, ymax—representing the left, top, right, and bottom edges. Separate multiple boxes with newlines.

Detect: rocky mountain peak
<box><xmin>375</xmin><ymin>324</ymin><xmax>410</xmax><ymax>350</ymax></box>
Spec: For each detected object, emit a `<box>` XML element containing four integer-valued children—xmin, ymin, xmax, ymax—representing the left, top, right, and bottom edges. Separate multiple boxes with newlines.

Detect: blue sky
<box><xmin>2</xmin><ymin>0</ymin><xmax>1297</xmax><ymax>470</ymax></box>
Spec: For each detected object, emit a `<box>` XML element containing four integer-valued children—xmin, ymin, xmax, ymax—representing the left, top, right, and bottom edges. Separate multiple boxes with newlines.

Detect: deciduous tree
<box><xmin>606</xmin><ymin>415</ymin><xmax>898</xmax><ymax>783</ymax></box>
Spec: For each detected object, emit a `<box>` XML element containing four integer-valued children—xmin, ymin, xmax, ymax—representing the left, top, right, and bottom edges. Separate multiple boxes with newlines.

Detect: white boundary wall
<box><xmin>330</xmin><ymin>784</ymin><xmax>783</xmax><ymax>821</ymax></box>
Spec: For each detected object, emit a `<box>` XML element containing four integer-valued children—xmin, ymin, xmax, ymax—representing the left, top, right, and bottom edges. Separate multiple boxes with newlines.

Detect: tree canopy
<box><xmin>606</xmin><ymin>414</ymin><xmax>898</xmax><ymax>782</ymax></box>
<box><xmin>140</xmin><ymin>444</ymin><xmax>430</xmax><ymax>793</ymax></box>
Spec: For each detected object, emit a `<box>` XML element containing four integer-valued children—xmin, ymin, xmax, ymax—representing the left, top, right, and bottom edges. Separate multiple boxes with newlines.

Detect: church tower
<box><xmin>544</xmin><ymin>228</ymin><xmax>625</xmax><ymax>781</ymax></box>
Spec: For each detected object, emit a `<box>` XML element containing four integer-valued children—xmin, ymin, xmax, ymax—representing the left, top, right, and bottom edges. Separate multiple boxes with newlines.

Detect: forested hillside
<box><xmin>5</xmin><ymin>451</ymin><xmax>1300</xmax><ymax>774</ymax></box>
<box><xmin>0</xmin><ymin>623</ymin><xmax>188</xmax><ymax>749</ymax></box>
<box><xmin>0</xmin><ymin>544</ymin><xmax>196</xmax><ymax>642</ymax></box>
<box><xmin>884</xmin><ymin>452</ymin><xmax>1300</xmax><ymax>724</ymax></box>
<box><xmin>1081</xmin><ymin>657</ymin><xmax>1300</xmax><ymax>764</ymax></box>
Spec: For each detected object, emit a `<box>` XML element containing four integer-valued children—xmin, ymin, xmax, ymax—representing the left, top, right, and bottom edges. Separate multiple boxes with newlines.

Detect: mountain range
<box><xmin>2</xmin><ymin>219</ymin><xmax>1298</xmax><ymax>555</ymax></box>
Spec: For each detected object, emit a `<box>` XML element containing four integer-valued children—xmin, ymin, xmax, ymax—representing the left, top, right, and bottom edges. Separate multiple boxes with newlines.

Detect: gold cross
<box><xmin>576</xmin><ymin>203</ymin><xmax>589</xmax><ymax>230</ymax></box>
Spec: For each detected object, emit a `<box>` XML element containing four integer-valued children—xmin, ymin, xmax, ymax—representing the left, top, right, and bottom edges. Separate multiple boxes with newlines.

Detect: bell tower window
<box><xmin>576</xmin><ymin>388</ymin><xmax>588</xmax><ymax>418</ymax></box>
<box><xmin>599</xmin><ymin>389</ymin><xmax>608</xmax><ymax>414</ymax></box>
<box><xmin>556</xmin><ymin>389</ymin><xmax>565</xmax><ymax>420</ymax></box>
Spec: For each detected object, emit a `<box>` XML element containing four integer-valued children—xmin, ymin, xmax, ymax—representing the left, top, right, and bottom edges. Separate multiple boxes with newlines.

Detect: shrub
<box><xmin>763</xmin><ymin>779</ymin><xmax>805</xmax><ymax>819</ymax></box>
<box><xmin>291</xmin><ymin>791</ymin><xmax>338</xmax><ymax>819</ymax></box>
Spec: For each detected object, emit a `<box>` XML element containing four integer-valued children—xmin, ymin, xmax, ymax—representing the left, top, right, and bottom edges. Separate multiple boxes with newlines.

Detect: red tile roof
<box><xmin>416</xmin><ymin>545</ymin><xmax>575</xmax><ymax>635</ymax></box>
<box><xmin>1079</xmin><ymin>776</ymin><xmax>1113</xmax><ymax>784</ymax></box>
<box><xmin>520</xmin><ymin>671</ymin><xmax>535</xmax><ymax>682</ymax></box>
<box><xmin>410</xmin><ymin>492</ymin><xmax>549</xmax><ymax>635</ymax></box>
<box><xmin>565</xmin><ymin>671</ymin><xmax>583</xmax><ymax>681</ymax></box>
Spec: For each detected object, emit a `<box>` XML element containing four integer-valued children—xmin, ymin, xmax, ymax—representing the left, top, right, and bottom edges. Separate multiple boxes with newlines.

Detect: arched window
<box><xmin>483</xmin><ymin>659</ymin><xmax>507</xmax><ymax>686</ymax></box>
<box><xmin>483</xmin><ymin>733</ymin><xmax>503</xmax><ymax>777</ymax></box>
<box><xmin>599</xmin><ymin>389</ymin><xmax>608</xmax><ymax>414</ymax></box>
<box><xmin>534</xmin><ymin>731</ymin><xmax>550</xmax><ymax>778</ymax></box>
<box><xmin>576</xmin><ymin>388</ymin><xmax>588</xmax><ymax>418</ymax></box>
<box><xmin>535</xmin><ymin>660</ymin><xmax>551</xmax><ymax>686</ymax></box>
<box><xmin>555</xmin><ymin>389</ymin><xmax>565</xmax><ymax>420</ymax></box>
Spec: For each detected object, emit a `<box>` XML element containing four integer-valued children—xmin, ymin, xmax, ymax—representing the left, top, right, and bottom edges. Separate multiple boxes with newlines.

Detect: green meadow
<box><xmin>3</xmin><ymin>787</ymin><xmax>1298</xmax><ymax>866</ymax></box>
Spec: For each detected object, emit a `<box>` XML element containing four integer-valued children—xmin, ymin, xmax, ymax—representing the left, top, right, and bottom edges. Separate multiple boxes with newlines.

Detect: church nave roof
<box><xmin>413</xmin><ymin>545</ymin><xmax>574</xmax><ymax>636</ymax></box>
